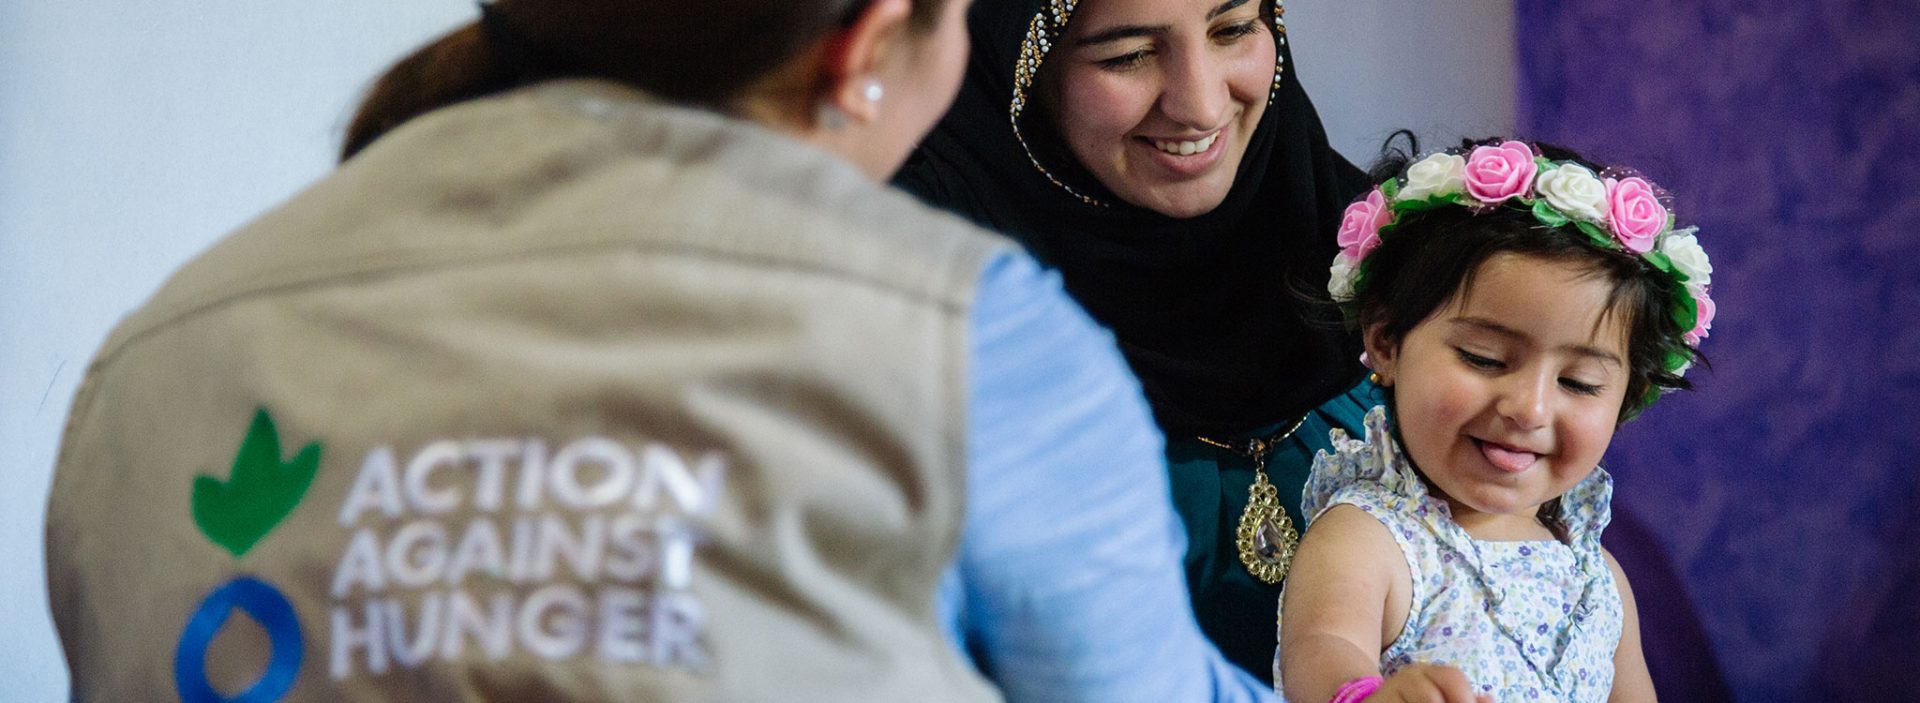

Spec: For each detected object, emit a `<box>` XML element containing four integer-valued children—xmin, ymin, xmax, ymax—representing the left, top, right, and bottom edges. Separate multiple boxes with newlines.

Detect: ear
<box><xmin>1362</xmin><ymin>321</ymin><xmax>1398</xmax><ymax>387</ymax></box>
<box><xmin>819</xmin><ymin>0</ymin><xmax>913</xmax><ymax>123</ymax></box>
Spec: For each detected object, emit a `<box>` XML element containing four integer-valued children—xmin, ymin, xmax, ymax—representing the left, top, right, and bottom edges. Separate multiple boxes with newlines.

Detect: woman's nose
<box><xmin>1157</xmin><ymin>48</ymin><xmax>1229</xmax><ymax>129</ymax></box>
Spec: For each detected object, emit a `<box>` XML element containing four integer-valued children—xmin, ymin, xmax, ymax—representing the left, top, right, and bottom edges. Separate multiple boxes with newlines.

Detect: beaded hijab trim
<box><xmin>1007</xmin><ymin>0</ymin><xmax>1289</xmax><ymax>207</ymax></box>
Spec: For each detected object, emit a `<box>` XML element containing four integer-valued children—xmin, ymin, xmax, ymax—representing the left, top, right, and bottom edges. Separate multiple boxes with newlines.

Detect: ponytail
<box><xmin>341</xmin><ymin>22</ymin><xmax>519</xmax><ymax>161</ymax></box>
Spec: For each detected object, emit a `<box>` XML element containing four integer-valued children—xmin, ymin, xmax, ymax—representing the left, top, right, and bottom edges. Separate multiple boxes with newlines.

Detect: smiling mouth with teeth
<box><xmin>1150</xmin><ymin>132</ymin><xmax>1219</xmax><ymax>155</ymax></box>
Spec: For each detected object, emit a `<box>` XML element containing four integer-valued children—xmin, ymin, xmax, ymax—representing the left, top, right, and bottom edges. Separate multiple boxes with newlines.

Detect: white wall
<box><xmin>1287</xmin><ymin>0</ymin><xmax>1515</xmax><ymax>169</ymax></box>
<box><xmin>0</xmin><ymin>1</ymin><xmax>1508</xmax><ymax>698</ymax></box>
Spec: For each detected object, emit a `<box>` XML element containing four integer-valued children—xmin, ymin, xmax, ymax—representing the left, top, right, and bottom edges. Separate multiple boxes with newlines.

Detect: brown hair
<box><xmin>341</xmin><ymin>0</ymin><xmax>946</xmax><ymax>161</ymax></box>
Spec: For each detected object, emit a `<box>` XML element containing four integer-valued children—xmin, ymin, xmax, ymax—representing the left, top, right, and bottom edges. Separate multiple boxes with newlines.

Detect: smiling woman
<box><xmin>1042</xmin><ymin>0</ymin><xmax>1277</xmax><ymax>218</ymax></box>
<box><xmin>896</xmin><ymin>0</ymin><xmax>1377</xmax><ymax>684</ymax></box>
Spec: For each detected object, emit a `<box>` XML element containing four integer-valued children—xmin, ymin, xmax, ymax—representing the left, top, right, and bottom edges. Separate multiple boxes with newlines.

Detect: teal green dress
<box><xmin>1165</xmin><ymin>380</ymin><xmax>1382</xmax><ymax>684</ymax></box>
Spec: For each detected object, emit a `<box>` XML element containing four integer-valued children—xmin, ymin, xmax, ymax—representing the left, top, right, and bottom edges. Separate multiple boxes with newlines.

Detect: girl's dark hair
<box><xmin>1355</xmin><ymin>137</ymin><xmax>1703</xmax><ymax>421</ymax></box>
<box><xmin>341</xmin><ymin>0</ymin><xmax>944</xmax><ymax>161</ymax></box>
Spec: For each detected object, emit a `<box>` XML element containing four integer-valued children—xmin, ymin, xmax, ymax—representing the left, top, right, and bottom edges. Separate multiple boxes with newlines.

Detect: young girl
<box><xmin>1275</xmin><ymin>139</ymin><xmax>1715</xmax><ymax>702</ymax></box>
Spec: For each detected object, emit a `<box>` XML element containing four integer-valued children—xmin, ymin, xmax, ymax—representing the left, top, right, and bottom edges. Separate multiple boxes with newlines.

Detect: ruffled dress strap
<box><xmin>1555</xmin><ymin>465</ymin><xmax>1614</xmax><ymax>575</ymax></box>
<box><xmin>1301</xmin><ymin>405</ymin><xmax>1425</xmax><ymax>527</ymax></box>
<box><xmin>1298</xmin><ymin>404</ymin><xmax>1454</xmax><ymax>639</ymax></box>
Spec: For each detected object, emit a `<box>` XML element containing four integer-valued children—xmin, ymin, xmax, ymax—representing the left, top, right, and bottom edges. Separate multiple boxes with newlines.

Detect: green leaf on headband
<box><xmin>1531</xmin><ymin>199</ymin><xmax>1570</xmax><ymax>228</ymax></box>
<box><xmin>1391</xmin><ymin>196</ymin><xmax>1452</xmax><ymax>215</ymax></box>
<box><xmin>1644</xmin><ymin>251</ymin><xmax>1688</xmax><ymax>284</ymax></box>
<box><xmin>1670</xmin><ymin>283</ymin><xmax>1698</xmax><ymax>332</ymax></box>
<box><xmin>1380</xmin><ymin>177</ymin><xmax>1400</xmax><ymax>201</ymax></box>
<box><xmin>1574</xmin><ymin>221</ymin><xmax>1612</xmax><ymax>248</ymax></box>
<box><xmin>1662</xmin><ymin>347</ymin><xmax>1691</xmax><ymax>374</ymax></box>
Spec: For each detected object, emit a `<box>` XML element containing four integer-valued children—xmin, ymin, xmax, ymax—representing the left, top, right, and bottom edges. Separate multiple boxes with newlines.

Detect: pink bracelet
<box><xmin>1330</xmin><ymin>676</ymin><xmax>1384</xmax><ymax>703</ymax></box>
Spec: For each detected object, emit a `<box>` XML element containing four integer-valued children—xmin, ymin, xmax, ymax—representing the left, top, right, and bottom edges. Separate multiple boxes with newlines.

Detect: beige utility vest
<box><xmin>47</xmin><ymin>80</ymin><xmax>1005</xmax><ymax>702</ymax></box>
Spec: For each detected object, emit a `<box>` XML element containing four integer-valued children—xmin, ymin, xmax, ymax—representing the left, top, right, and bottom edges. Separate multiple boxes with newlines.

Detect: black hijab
<box><xmin>896</xmin><ymin>0</ymin><xmax>1369</xmax><ymax>436</ymax></box>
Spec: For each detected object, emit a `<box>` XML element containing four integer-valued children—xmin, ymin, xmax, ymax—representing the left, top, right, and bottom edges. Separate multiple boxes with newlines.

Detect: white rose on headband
<box><xmin>1328</xmin><ymin>252</ymin><xmax>1358</xmax><ymax>302</ymax></box>
<box><xmin>1534</xmin><ymin>163</ymin><xmax>1608</xmax><ymax>222</ymax></box>
<box><xmin>1659</xmin><ymin>228</ymin><xmax>1712</xmax><ymax>287</ymax></box>
<box><xmin>1396</xmin><ymin>152</ymin><xmax>1465</xmax><ymax>201</ymax></box>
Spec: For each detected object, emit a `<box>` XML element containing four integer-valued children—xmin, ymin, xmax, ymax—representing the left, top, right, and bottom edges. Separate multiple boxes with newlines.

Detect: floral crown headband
<box><xmin>1328</xmin><ymin>140</ymin><xmax>1715</xmax><ymax>377</ymax></box>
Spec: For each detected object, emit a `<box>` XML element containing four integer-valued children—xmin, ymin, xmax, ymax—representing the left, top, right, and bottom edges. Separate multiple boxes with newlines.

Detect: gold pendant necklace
<box><xmin>1198</xmin><ymin>415</ymin><xmax>1307</xmax><ymax>585</ymax></box>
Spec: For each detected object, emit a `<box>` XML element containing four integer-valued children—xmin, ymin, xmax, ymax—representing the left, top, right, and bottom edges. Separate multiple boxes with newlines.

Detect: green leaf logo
<box><xmin>192</xmin><ymin>408</ymin><xmax>322</xmax><ymax>558</ymax></box>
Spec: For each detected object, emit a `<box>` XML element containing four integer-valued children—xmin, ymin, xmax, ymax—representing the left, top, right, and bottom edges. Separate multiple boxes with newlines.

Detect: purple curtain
<box><xmin>1518</xmin><ymin>0</ymin><xmax>1920</xmax><ymax>699</ymax></box>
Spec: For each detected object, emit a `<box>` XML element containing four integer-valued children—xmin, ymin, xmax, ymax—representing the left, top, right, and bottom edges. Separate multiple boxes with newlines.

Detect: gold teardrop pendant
<box><xmin>1235</xmin><ymin>468</ymin><xmax>1298</xmax><ymax>585</ymax></box>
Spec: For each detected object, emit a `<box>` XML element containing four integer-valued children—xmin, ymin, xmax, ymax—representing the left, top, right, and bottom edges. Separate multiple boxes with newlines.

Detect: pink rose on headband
<box><xmin>1337</xmin><ymin>188</ymin><xmax>1391</xmax><ymax>260</ymax></box>
<box><xmin>1684</xmin><ymin>290</ymin><xmax>1715</xmax><ymax>346</ymax></box>
<box><xmin>1605</xmin><ymin>176</ymin><xmax>1667</xmax><ymax>253</ymax></box>
<box><xmin>1462</xmin><ymin>141</ymin><xmax>1538</xmax><ymax>203</ymax></box>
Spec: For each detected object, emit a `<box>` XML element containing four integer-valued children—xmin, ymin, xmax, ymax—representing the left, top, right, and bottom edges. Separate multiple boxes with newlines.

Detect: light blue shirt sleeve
<box><xmin>939</xmin><ymin>251</ymin><xmax>1276</xmax><ymax>702</ymax></box>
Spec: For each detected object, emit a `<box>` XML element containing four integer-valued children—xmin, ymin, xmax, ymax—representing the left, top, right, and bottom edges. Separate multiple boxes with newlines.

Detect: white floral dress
<box><xmin>1274</xmin><ymin>406</ymin><xmax>1622</xmax><ymax>701</ymax></box>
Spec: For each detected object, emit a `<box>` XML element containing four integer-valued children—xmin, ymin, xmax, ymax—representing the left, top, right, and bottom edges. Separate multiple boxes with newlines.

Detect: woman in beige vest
<box><xmin>47</xmin><ymin>0</ymin><xmax>1270</xmax><ymax>700</ymax></box>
